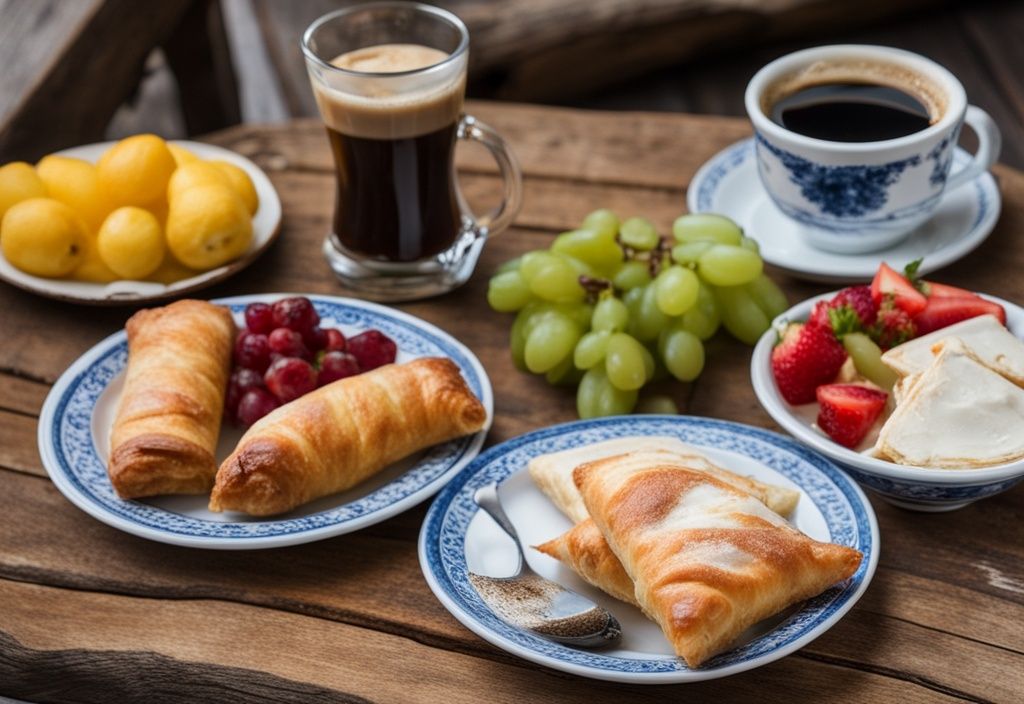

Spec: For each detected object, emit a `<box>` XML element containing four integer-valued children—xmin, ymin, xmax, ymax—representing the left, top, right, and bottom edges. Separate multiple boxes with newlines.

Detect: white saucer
<box><xmin>687</xmin><ymin>138</ymin><xmax>1001</xmax><ymax>283</ymax></box>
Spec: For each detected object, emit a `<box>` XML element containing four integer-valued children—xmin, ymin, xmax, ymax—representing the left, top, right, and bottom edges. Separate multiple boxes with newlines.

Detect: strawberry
<box><xmin>872</xmin><ymin>300</ymin><xmax>916</xmax><ymax>349</ymax></box>
<box><xmin>808</xmin><ymin>285</ymin><xmax>877</xmax><ymax>330</ymax></box>
<box><xmin>816</xmin><ymin>384</ymin><xmax>888</xmax><ymax>448</ymax></box>
<box><xmin>871</xmin><ymin>263</ymin><xmax>927</xmax><ymax>314</ymax></box>
<box><xmin>771</xmin><ymin>322</ymin><xmax>848</xmax><ymax>405</ymax></box>
<box><xmin>913</xmin><ymin>296</ymin><xmax>1007</xmax><ymax>335</ymax></box>
<box><xmin>920</xmin><ymin>280</ymin><xmax>975</xmax><ymax>299</ymax></box>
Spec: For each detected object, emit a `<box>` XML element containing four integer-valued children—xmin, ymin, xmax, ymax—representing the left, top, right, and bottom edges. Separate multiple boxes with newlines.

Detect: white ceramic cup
<box><xmin>745</xmin><ymin>45</ymin><xmax>1001</xmax><ymax>254</ymax></box>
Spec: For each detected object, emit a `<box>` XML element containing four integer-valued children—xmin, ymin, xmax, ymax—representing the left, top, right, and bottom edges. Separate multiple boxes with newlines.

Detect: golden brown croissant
<box><xmin>534</xmin><ymin>449</ymin><xmax>800</xmax><ymax>605</ymax></box>
<box><xmin>108</xmin><ymin>299</ymin><xmax>235</xmax><ymax>499</ymax></box>
<box><xmin>210</xmin><ymin>357</ymin><xmax>486</xmax><ymax>516</ymax></box>
<box><xmin>574</xmin><ymin>451</ymin><xmax>862</xmax><ymax>667</ymax></box>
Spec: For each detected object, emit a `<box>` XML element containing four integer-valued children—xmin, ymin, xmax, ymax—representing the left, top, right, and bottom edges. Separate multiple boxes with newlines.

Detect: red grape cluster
<box><xmin>226</xmin><ymin>296</ymin><xmax>398</xmax><ymax>427</ymax></box>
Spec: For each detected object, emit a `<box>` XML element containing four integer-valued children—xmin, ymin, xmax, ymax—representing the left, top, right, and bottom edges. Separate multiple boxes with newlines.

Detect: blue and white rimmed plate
<box><xmin>0</xmin><ymin>140</ymin><xmax>282</xmax><ymax>305</ymax></box>
<box><xmin>418</xmin><ymin>416</ymin><xmax>878</xmax><ymax>683</ymax></box>
<box><xmin>38</xmin><ymin>294</ymin><xmax>493</xmax><ymax>549</ymax></box>
<box><xmin>688</xmin><ymin>137</ymin><xmax>1000</xmax><ymax>284</ymax></box>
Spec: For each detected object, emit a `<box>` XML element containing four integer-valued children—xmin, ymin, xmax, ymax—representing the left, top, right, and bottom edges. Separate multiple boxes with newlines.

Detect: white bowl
<box><xmin>751</xmin><ymin>291</ymin><xmax>1024</xmax><ymax>511</ymax></box>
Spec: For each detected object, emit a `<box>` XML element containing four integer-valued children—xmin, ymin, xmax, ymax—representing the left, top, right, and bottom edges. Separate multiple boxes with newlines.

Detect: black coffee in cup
<box><xmin>315</xmin><ymin>44</ymin><xmax>465</xmax><ymax>262</ymax></box>
<box><xmin>763</xmin><ymin>60</ymin><xmax>943</xmax><ymax>143</ymax></box>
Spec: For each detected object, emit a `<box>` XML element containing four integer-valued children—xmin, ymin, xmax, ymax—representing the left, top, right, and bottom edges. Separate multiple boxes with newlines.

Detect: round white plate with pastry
<box><xmin>419</xmin><ymin>416</ymin><xmax>877</xmax><ymax>683</ymax></box>
<box><xmin>0</xmin><ymin>140</ymin><xmax>282</xmax><ymax>305</ymax></box>
<box><xmin>38</xmin><ymin>294</ymin><xmax>492</xmax><ymax>548</ymax></box>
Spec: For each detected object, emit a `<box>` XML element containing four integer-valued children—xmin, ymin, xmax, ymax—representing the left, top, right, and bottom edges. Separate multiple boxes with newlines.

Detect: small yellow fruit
<box><xmin>165</xmin><ymin>184</ymin><xmax>252</xmax><ymax>270</ymax></box>
<box><xmin>147</xmin><ymin>250</ymin><xmax>198</xmax><ymax>284</ymax></box>
<box><xmin>70</xmin><ymin>234</ymin><xmax>118</xmax><ymax>283</ymax></box>
<box><xmin>1</xmin><ymin>198</ymin><xmax>85</xmax><ymax>277</ymax></box>
<box><xmin>167</xmin><ymin>161</ymin><xmax>230</xmax><ymax>202</ymax></box>
<box><xmin>210</xmin><ymin>160</ymin><xmax>259</xmax><ymax>215</ymax></box>
<box><xmin>0</xmin><ymin>162</ymin><xmax>47</xmax><ymax>221</ymax></box>
<box><xmin>97</xmin><ymin>206</ymin><xmax>164</xmax><ymax>279</ymax></box>
<box><xmin>36</xmin><ymin>155</ymin><xmax>110</xmax><ymax>230</ymax></box>
<box><xmin>168</xmin><ymin>143</ymin><xmax>199</xmax><ymax>167</ymax></box>
<box><xmin>97</xmin><ymin>134</ymin><xmax>176</xmax><ymax>208</ymax></box>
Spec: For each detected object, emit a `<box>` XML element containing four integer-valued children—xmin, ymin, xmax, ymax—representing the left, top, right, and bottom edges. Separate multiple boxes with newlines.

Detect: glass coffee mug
<box><xmin>302</xmin><ymin>2</ymin><xmax>522</xmax><ymax>300</ymax></box>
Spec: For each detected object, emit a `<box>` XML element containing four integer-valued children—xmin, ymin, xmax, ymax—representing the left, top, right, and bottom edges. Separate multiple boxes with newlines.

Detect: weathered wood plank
<box><xmin>0</xmin><ymin>411</ymin><xmax>44</xmax><ymax>477</ymax></box>
<box><xmin>0</xmin><ymin>374</ymin><xmax>48</xmax><ymax>417</ymax></box>
<box><xmin>0</xmin><ymin>578</ymin><xmax>971</xmax><ymax>704</ymax></box>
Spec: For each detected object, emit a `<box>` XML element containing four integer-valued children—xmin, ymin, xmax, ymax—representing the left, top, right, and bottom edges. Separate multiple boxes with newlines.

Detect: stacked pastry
<box><xmin>529</xmin><ymin>437</ymin><xmax>862</xmax><ymax>667</ymax></box>
<box><xmin>873</xmin><ymin>314</ymin><xmax>1024</xmax><ymax>468</ymax></box>
<box><xmin>107</xmin><ymin>299</ymin><xmax>487</xmax><ymax>515</ymax></box>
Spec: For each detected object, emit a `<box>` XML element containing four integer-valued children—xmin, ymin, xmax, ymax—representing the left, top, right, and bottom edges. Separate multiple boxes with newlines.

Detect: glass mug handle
<box><xmin>456</xmin><ymin>115</ymin><xmax>523</xmax><ymax>237</ymax></box>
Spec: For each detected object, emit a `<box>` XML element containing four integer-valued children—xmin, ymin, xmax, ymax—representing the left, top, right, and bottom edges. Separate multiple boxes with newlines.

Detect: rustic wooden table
<box><xmin>1</xmin><ymin>102</ymin><xmax>1022</xmax><ymax>703</ymax></box>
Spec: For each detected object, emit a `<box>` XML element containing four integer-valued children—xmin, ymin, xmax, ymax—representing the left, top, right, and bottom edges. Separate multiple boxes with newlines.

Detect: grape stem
<box><xmin>579</xmin><ymin>275</ymin><xmax>612</xmax><ymax>302</ymax></box>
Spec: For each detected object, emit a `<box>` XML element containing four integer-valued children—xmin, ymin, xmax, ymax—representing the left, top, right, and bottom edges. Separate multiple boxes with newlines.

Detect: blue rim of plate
<box><xmin>418</xmin><ymin>415</ymin><xmax>879</xmax><ymax>683</ymax></box>
<box><xmin>38</xmin><ymin>294</ymin><xmax>493</xmax><ymax>549</ymax></box>
<box><xmin>687</xmin><ymin>137</ymin><xmax>999</xmax><ymax>281</ymax></box>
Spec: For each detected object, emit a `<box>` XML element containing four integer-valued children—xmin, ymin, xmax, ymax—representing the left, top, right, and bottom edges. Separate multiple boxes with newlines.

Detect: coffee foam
<box><xmin>761</xmin><ymin>59</ymin><xmax>948</xmax><ymax>123</ymax></box>
<box><xmin>314</xmin><ymin>44</ymin><xmax>464</xmax><ymax>140</ymax></box>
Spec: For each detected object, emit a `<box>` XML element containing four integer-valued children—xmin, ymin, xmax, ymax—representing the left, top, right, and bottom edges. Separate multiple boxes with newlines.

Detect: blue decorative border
<box><xmin>46</xmin><ymin>297</ymin><xmax>489</xmax><ymax>541</ymax></box>
<box><xmin>421</xmin><ymin>416</ymin><xmax>875</xmax><ymax>675</ymax></box>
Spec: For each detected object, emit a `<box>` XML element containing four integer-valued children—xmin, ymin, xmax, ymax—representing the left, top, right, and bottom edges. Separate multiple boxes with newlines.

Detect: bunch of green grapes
<box><xmin>486</xmin><ymin>211</ymin><xmax>788</xmax><ymax>418</ymax></box>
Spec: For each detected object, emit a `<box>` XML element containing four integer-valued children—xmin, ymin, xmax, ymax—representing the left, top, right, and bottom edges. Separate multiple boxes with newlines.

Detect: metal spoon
<box><xmin>468</xmin><ymin>483</ymin><xmax>622</xmax><ymax>648</ymax></box>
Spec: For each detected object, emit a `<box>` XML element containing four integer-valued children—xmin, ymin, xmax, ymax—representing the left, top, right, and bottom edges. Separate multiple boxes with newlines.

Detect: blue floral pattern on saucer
<box><xmin>419</xmin><ymin>416</ymin><xmax>878</xmax><ymax>683</ymax></box>
<box><xmin>38</xmin><ymin>295</ymin><xmax>493</xmax><ymax>549</ymax></box>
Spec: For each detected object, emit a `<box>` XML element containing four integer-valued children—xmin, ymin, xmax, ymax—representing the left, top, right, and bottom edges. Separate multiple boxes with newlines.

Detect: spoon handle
<box><xmin>473</xmin><ymin>483</ymin><xmax>525</xmax><ymax>553</ymax></box>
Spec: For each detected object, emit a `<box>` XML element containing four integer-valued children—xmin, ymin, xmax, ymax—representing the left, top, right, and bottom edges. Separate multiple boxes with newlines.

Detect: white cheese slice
<box><xmin>876</xmin><ymin>338</ymin><xmax>1024</xmax><ymax>468</ymax></box>
<box><xmin>881</xmin><ymin>315</ymin><xmax>1024</xmax><ymax>385</ymax></box>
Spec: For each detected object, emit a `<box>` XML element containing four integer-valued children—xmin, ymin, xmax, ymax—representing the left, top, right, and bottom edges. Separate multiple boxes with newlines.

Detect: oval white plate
<box><xmin>687</xmin><ymin>137</ymin><xmax>1000</xmax><ymax>283</ymax></box>
<box><xmin>418</xmin><ymin>416</ymin><xmax>878</xmax><ymax>683</ymax></box>
<box><xmin>38</xmin><ymin>294</ymin><xmax>493</xmax><ymax>549</ymax></box>
<box><xmin>0</xmin><ymin>140</ymin><xmax>282</xmax><ymax>304</ymax></box>
<box><xmin>751</xmin><ymin>291</ymin><xmax>1024</xmax><ymax>486</ymax></box>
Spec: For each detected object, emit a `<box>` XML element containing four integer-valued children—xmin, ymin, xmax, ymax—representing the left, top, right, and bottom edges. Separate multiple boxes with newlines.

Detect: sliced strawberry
<box><xmin>871</xmin><ymin>263</ymin><xmax>927</xmax><ymax>314</ymax></box>
<box><xmin>816</xmin><ymin>384</ymin><xmax>888</xmax><ymax>448</ymax></box>
<box><xmin>872</xmin><ymin>300</ymin><xmax>916</xmax><ymax>349</ymax></box>
<box><xmin>922</xmin><ymin>280</ymin><xmax>976</xmax><ymax>299</ymax></box>
<box><xmin>771</xmin><ymin>322</ymin><xmax>848</xmax><ymax>405</ymax></box>
<box><xmin>808</xmin><ymin>285</ymin><xmax>877</xmax><ymax>331</ymax></box>
<box><xmin>913</xmin><ymin>295</ymin><xmax>1007</xmax><ymax>335</ymax></box>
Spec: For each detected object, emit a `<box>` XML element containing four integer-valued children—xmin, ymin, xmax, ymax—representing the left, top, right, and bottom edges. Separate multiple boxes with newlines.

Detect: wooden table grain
<box><xmin>1</xmin><ymin>102</ymin><xmax>1022</xmax><ymax>703</ymax></box>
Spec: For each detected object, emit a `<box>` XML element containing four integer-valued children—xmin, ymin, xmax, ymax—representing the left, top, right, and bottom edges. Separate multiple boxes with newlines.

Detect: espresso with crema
<box><xmin>763</xmin><ymin>59</ymin><xmax>945</xmax><ymax>142</ymax></box>
<box><xmin>315</xmin><ymin>44</ymin><xmax>464</xmax><ymax>262</ymax></box>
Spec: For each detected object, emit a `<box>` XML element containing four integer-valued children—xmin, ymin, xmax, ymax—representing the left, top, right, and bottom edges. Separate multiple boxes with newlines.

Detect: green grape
<box><xmin>591</xmin><ymin>295</ymin><xmax>629</xmax><ymax>332</ymax></box>
<box><xmin>527</xmin><ymin>257</ymin><xmax>585</xmax><ymax>303</ymax></box>
<box><xmin>524</xmin><ymin>313</ymin><xmax>580</xmax><ymax>373</ymax></box>
<box><xmin>496</xmin><ymin>257</ymin><xmax>521</xmax><ymax>275</ymax></box>
<box><xmin>655</xmin><ymin>265</ymin><xmax>700</xmax><ymax>316</ymax></box>
<box><xmin>739</xmin><ymin>236</ymin><xmax>760</xmax><ymax>254</ymax></box>
<box><xmin>487</xmin><ymin>270</ymin><xmax>532</xmax><ymax>312</ymax></box>
<box><xmin>619</xmin><ymin>216</ymin><xmax>660</xmax><ymax>250</ymax></box>
<box><xmin>636</xmin><ymin>396</ymin><xmax>679</xmax><ymax>414</ymax></box>
<box><xmin>577</xmin><ymin>367</ymin><xmax>638</xmax><ymax>418</ymax></box>
<box><xmin>546</xmin><ymin>355</ymin><xmax>584</xmax><ymax>387</ymax></box>
<box><xmin>551</xmin><ymin>228</ymin><xmax>623</xmax><ymax>272</ymax></box>
<box><xmin>697</xmin><ymin>244</ymin><xmax>764</xmax><ymax>287</ymax></box>
<box><xmin>562</xmin><ymin>301</ymin><xmax>594</xmax><ymax>329</ymax></box>
<box><xmin>639</xmin><ymin>343</ymin><xmax>655</xmax><ymax>381</ymax></box>
<box><xmin>510</xmin><ymin>308</ymin><xmax>531</xmax><ymax>371</ymax></box>
<box><xmin>581</xmin><ymin>208</ymin><xmax>620</xmax><ymax>239</ymax></box>
<box><xmin>713</xmin><ymin>284</ymin><xmax>769</xmax><ymax>345</ymax></box>
<box><xmin>519</xmin><ymin>251</ymin><xmax>560</xmax><ymax>283</ymax></box>
<box><xmin>613</xmin><ymin>261</ymin><xmax>652</xmax><ymax>290</ymax></box>
<box><xmin>629</xmin><ymin>284</ymin><xmax>669</xmax><ymax>342</ymax></box>
<box><xmin>843</xmin><ymin>332</ymin><xmax>898</xmax><ymax>391</ymax></box>
<box><xmin>745</xmin><ymin>273</ymin><xmax>788</xmax><ymax>320</ymax></box>
<box><xmin>671</xmin><ymin>240</ymin><xmax>714</xmax><ymax>266</ymax></box>
<box><xmin>574</xmin><ymin>330</ymin><xmax>612</xmax><ymax>369</ymax></box>
<box><xmin>681</xmin><ymin>283</ymin><xmax>721</xmax><ymax>340</ymax></box>
<box><xmin>605</xmin><ymin>333</ymin><xmax>647</xmax><ymax>391</ymax></box>
<box><xmin>553</xmin><ymin>252</ymin><xmax>598</xmax><ymax>278</ymax></box>
<box><xmin>524</xmin><ymin>302</ymin><xmax>593</xmax><ymax>335</ymax></box>
<box><xmin>672</xmin><ymin>213</ymin><xmax>743</xmax><ymax>245</ymax></box>
<box><xmin>659</xmin><ymin>328</ymin><xmax>705</xmax><ymax>381</ymax></box>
